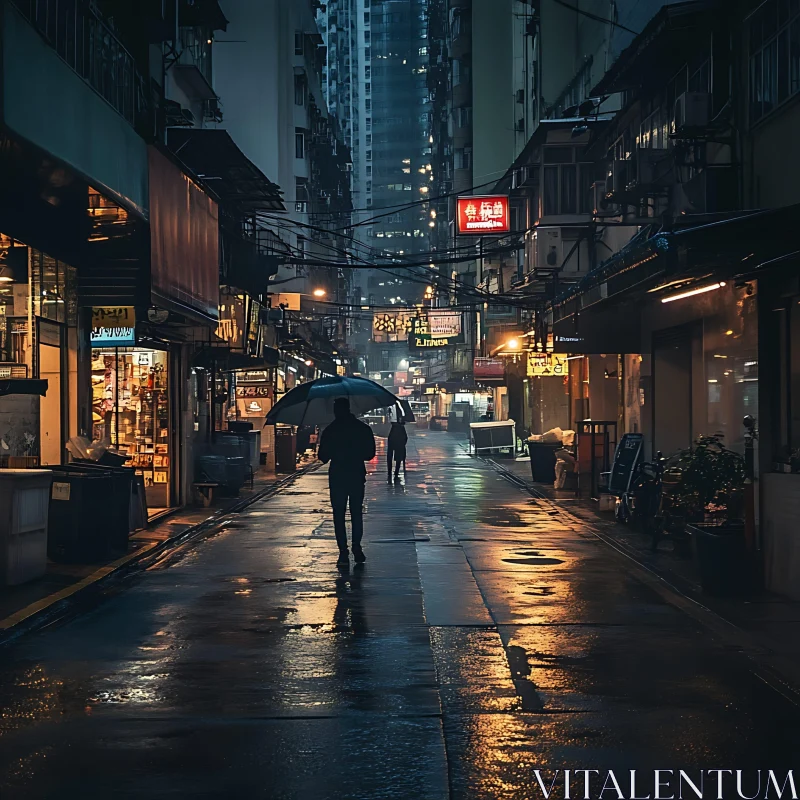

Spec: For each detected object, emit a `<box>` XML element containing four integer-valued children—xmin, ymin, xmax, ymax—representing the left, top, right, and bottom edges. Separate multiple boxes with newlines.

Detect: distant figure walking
<box><xmin>387</xmin><ymin>420</ymin><xmax>408</xmax><ymax>482</ymax></box>
<box><xmin>318</xmin><ymin>397</ymin><xmax>376</xmax><ymax>565</ymax></box>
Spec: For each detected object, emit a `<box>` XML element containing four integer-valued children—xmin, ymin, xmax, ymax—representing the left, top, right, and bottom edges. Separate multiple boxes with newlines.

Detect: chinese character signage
<box><xmin>456</xmin><ymin>195</ymin><xmax>510</xmax><ymax>235</ymax></box>
<box><xmin>91</xmin><ymin>306</ymin><xmax>136</xmax><ymax>348</ymax></box>
<box><xmin>527</xmin><ymin>353</ymin><xmax>569</xmax><ymax>377</ymax></box>
<box><xmin>372</xmin><ymin>311</ymin><xmax>414</xmax><ymax>342</ymax></box>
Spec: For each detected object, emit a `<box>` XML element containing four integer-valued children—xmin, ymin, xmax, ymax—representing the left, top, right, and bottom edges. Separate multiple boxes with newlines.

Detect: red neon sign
<box><xmin>456</xmin><ymin>195</ymin><xmax>510</xmax><ymax>235</ymax></box>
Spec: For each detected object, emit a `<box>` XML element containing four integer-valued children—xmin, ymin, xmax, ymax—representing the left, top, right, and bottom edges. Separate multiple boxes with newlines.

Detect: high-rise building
<box><xmin>321</xmin><ymin>0</ymin><xmax>434</xmax><ymax>380</ymax></box>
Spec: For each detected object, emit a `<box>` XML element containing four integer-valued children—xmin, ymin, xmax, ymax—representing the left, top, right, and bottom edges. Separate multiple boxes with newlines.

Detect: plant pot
<box><xmin>688</xmin><ymin>521</ymin><xmax>751</xmax><ymax>596</ymax></box>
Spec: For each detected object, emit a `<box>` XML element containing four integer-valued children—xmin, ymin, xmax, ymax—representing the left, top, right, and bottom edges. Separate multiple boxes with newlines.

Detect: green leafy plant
<box><xmin>664</xmin><ymin>434</ymin><xmax>746</xmax><ymax>524</ymax></box>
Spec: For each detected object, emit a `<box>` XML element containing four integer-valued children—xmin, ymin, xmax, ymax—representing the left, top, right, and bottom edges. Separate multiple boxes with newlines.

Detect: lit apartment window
<box><xmin>419</xmin><ymin>46</ymin><xmax>428</xmax><ymax>56</ymax></box>
<box><xmin>294</xmin><ymin>31</ymin><xmax>304</xmax><ymax>56</ymax></box>
<box><xmin>295</xmin><ymin>129</ymin><xmax>305</xmax><ymax>159</ymax></box>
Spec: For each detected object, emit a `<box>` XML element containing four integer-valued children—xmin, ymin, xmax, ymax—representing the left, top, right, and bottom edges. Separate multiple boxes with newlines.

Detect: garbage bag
<box><xmin>542</xmin><ymin>427</ymin><xmax>564</xmax><ymax>444</ymax></box>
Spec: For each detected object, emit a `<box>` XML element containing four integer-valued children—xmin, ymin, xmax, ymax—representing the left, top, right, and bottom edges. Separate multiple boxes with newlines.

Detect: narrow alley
<box><xmin>0</xmin><ymin>433</ymin><xmax>797</xmax><ymax>799</ymax></box>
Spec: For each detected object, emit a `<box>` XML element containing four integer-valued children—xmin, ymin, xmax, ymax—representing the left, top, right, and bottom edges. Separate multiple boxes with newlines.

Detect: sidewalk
<box><xmin>485</xmin><ymin>451</ymin><xmax>800</xmax><ymax>694</ymax></box>
<box><xmin>0</xmin><ymin>462</ymin><xmax>315</xmax><ymax>641</ymax></box>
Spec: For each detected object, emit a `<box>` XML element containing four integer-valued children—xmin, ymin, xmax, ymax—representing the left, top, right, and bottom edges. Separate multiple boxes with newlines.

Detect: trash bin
<box><xmin>198</xmin><ymin>455</ymin><xmax>228</xmax><ymax>485</ymax></box>
<box><xmin>0</xmin><ymin>469</ymin><xmax>52</xmax><ymax>585</ymax></box>
<box><xmin>47</xmin><ymin>468</ymin><xmax>114</xmax><ymax>563</ymax></box>
<box><xmin>71</xmin><ymin>462</ymin><xmax>135</xmax><ymax>551</ymax></box>
<box><xmin>225</xmin><ymin>456</ymin><xmax>247</xmax><ymax>494</ymax></box>
<box><xmin>275</xmin><ymin>427</ymin><xmax>297</xmax><ymax>473</ymax></box>
<box><xmin>527</xmin><ymin>442</ymin><xmax>560</xmax><ymax>484</ymax></box>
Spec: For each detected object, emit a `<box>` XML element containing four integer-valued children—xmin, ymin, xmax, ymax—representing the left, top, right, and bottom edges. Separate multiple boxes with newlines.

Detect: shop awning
<box><xmin>0</xmin><ymin>379</ymin><xmax>48</xmax><ymax>397</ymax></box>
<box><xmin>193</xmin><ymin>346</ymin><xmax>279</xmax><ymax>372</ymax></box>
<box><xmin>552</xmin><ymin>204</ymin><xmax>800</xmax><ymax>322</ymax></box>
<box><xmin>167</xmin><ymin>129</ymin><xmax>285</xmax><ymax>212</ymax></box>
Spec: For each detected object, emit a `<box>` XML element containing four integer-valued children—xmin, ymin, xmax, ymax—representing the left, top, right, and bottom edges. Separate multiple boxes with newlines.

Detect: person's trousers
<box><xmin>330</xmin><ymin>478</ymin><xmax>366</xmax><ymax>552</ymax></box>
<box><xmin>387</xmin><ymin>446</ymin><xmax>405</xmax><ymax>475</ymax></box>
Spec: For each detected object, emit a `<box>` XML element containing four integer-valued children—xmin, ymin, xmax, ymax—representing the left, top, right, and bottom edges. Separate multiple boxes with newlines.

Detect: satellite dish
<box><xmin>147</xmin><ymin>307</ymin><xmax>169</xmax><ymax>324</ymax></box>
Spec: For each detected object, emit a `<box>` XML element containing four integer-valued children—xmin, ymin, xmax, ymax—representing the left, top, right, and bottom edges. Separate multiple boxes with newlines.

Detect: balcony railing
<box><xmin>10</xmin><ymin>0</ymin><xmax>148</xmax><ymax>130</ymax></box>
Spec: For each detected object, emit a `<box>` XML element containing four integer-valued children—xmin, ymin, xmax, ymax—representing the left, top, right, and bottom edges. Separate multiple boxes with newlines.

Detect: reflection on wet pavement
<box><xmin>0</xmin><ymin>434</ymin><xmax>798</xmax><ymax>798</ymax></box>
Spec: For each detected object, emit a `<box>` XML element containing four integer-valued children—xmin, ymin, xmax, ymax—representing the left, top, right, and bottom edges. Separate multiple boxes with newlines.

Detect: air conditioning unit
<box><xmin>635</xmin><ymin>147</ymin><xmax>670</xmax><ymax>186</ymax></box>
<box><xmin>535</xmin><ymin>227</ymin><xmax>563</xmax><ymax>271</ymax></box>
<box><xmin>674</xmin><ymin>92</ymin><xmax>710</xmax><ymax>131</ymax></box>
<box><xmin>511</xmin><ymin>166</ymin><xmax>529</xmax><ymax>189</ymax></box>
<box><xmin>535</xmin><ymin>227</ymin><xmax>588</xmax><ymax>277</ymax></box>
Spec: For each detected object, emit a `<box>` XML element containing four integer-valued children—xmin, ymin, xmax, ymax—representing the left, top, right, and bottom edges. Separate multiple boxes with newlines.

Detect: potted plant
<box><xmin>669</xmin><ymin>434</ymin><xmax>749</xmax><ymax>595</ymax></box>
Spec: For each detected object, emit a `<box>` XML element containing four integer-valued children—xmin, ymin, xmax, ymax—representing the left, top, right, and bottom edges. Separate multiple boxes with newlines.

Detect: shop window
<box><xmin>92</xmin><ymin>348</ymin><xmax>172</xmax><ymax>510</ymax></box>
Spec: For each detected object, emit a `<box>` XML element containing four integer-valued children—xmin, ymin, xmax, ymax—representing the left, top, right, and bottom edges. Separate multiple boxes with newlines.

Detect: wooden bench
<box><xmin>193</xmin><ymin>482</ymin><xmax>220</xmax><ymax>507</ymax></box>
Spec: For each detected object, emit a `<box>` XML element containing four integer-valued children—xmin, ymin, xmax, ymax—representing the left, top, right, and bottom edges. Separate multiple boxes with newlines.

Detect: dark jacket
<box><xmin>388</xmin><ymin>423</ymin><xmax>408</xmax><ymax>454</ymax></box>
<box><xmin>318</xmin><ymin>413</ymin><xmax>376</xmax><ymax>481</ymax></box>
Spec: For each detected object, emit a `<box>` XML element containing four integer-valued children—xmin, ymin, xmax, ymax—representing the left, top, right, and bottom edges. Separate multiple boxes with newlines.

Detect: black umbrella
<box><xmin>265</xmin><ymin>376</ymin><xmax>398</xmax><ymax>427</ymax></box>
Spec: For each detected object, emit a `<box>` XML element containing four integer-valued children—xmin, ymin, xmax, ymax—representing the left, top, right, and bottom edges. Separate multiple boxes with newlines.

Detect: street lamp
<box><xmin>313</xmin><ymin>288</ymin><xmax>327</xmax><ymax>298</ymax></box>
<box><xmin>506</xmin><ymin>338</ymin><xmax>520</xmax><ymax>351</ymax></box>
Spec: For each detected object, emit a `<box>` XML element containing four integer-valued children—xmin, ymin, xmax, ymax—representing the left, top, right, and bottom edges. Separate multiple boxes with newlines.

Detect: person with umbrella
<box><xmin>318</xmin><ymin>398</ymin><xmax>376</xmax><ymax>565</ymax></box>
<box><xmin>266</xmin><ymin>376</ymin><xmax>394</xmax><ymax>565</ymax></box>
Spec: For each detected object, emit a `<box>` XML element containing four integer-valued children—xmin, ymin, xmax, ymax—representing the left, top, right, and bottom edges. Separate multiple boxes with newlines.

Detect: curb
<box><xmin>481</xmin><ymin>455</ymin><xmax>800</xmax><ymax>706</ymax></box>
<box><xmin>0</xmin><ymin>462</ymin><xmax>320</xmax><ymax>646</ymax></box>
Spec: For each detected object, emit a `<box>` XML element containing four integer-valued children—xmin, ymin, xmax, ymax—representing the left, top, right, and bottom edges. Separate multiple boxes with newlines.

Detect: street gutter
<box><xmin>0</xmin><ymin>463</ymin><xmax>320</xmax><ymax>647</ymax></box>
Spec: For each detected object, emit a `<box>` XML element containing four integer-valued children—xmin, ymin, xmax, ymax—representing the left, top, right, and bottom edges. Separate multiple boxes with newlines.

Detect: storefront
<box><xmin>0</xmin><ymin>236</ymin><xmax>80</xmax><ymax>467</ymax></box>
<box><xmin>90</xmin><ymin>342</ymin><xmax>173</xmax><ymax>512</ymax></box>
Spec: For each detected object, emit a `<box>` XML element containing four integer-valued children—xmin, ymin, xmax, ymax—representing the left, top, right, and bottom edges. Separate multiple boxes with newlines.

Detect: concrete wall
<box><xmin>747</xmin><ymin>104</ymin><xmax>800</xmax><ymax>208</ymax></box>
<box><xmin>472</xmin><ymin>0</ymin><xmax>516</xmax><ymax>186</ymax></box>
<box><xmin>762</xmin><ymin>473</ymin><xmax>800</xmax><ymax>600</ymax></box>
<box><xmin>2</xmin><ymin>3</ymin><xmax>148</xmax><ymax>217</ymax></box>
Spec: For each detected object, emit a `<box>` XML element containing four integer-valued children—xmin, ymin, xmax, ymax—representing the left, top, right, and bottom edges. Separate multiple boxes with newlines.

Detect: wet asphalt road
<box><xmin>0</xmin><ymin>433</ymin><xmax>798</xmax><ymax>799</ymax></box>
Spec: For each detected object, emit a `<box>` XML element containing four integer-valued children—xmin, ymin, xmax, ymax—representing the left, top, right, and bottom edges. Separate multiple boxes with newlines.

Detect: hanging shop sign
<box><xmin>235</xmin><ymin>385</ymin><xmax>273</xmax><ymax>399</ymax></box>
<box><xmin>527</xmin><ymin>352</ymin><xmax>569</xmax><ymax>377</ymax></box>
<box><xmin>456</xmin><ymin>195</ymin><xmax>510</xmax><ymax>235</ymax></box>
<box><xmin>410</xmin><ymin>314</ymin><xmax>464</xmax><ymax>350</ymax></box>
<box><xmin>90</xmin><ymin>306</ymin><xmax>136</xmax><ymax>348</ymax></box>
<box><xmin>428</xmin><ymin>311</ymin><xmax>462</xmax><ymax>337</ymax></box>
<box><xmin>473</xmin><ymin>357</ymin><xmax>505</xmax><ymax>381</ymax></box>
<box><xmin>372</xmin><ymin>311</ymin><xmax>414</xmax><ymax>342</ymax></box>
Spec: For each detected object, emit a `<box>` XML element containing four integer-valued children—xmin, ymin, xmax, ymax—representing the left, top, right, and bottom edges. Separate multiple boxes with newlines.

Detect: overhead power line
<box><xmin>550</xmin><ymin>0</ymin><xmax>639</xmax><ymax>36</ymax></box>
